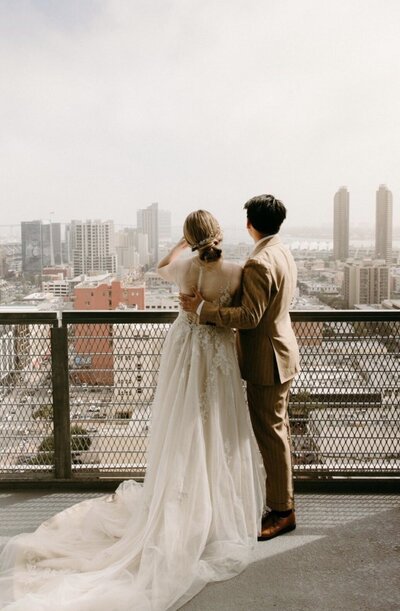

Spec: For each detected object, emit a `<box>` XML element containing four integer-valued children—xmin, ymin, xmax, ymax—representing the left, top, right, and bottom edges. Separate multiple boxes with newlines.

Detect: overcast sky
<box><xmin>1</xmin><ymin>0</ymin><xmax>399</xmax><ymax>235</ymax></box>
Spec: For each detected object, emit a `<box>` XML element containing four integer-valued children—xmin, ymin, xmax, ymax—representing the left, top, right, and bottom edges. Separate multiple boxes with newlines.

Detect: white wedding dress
<box><xmin>0</xmin><ymin>256</ymin><xmax>265</xmax><ymax>611</ymax></box>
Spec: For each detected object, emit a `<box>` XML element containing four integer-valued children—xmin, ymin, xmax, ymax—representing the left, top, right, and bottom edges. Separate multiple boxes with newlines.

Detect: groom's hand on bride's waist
<box><xmin>179</xmin><ymin>288</ymin><xmax>204</xmax><ymax>314</ymax></box>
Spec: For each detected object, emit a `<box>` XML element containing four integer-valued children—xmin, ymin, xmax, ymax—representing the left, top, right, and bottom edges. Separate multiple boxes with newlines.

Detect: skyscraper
<box><xmin>21</xmin><ymin>221</ymin><xmax>42</xmax><ymax>274</ymax></box>
<box><xmin>115</xmin><ymin>228</ymin><xmax>140</xmax><ymax>270</ymax></box>
<box><xmin>71</xmin><ymin>220</ymin><xmax>117</xmax><ymax>277</ymax></box>
<box><xmin>41</xmin><ymin>222</ymin><xmax>62</xmax><ymax>266</ymax></box>
<box><xmin>333</xmin><ymin>187</ymin><xmax>349</xmax><ymax>261</ymax></box>
<box><xmin>375</xmin><ymin>184</ymin><xmax>393</xmax><ymax>264</ymax></box>
<box><xmin>137</xmin><ymin>202</ymin><xmax>159</xmax><ymax>265</ymax></box>
<box><xmin>21</xmin><ymin>220</ymin><xmax>62</xmax><ymax>274</ymax></box>
<box><xmin>158</xmin><ymin>209</ymin><xmax>172</xmax><ymax>242</ymax></box>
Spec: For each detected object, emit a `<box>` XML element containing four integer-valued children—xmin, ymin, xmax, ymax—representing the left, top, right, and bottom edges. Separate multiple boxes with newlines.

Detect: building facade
<box><xmin>72</xmin><ymin>277</ymin><xmax>145</xmax><ymax>386</ymax></box>
<box><xmin>333</xmin><ymin>187</ymin><xmax>349</xmax><ymax>261</ymax></box>
<box><xmin>115</xmin><ymin>228</ymin><xmax>140</xmax><ymax>271</ymax></box>
<box><xmin>375</xmin><ymin>184</ymin><xmax>393</xmax><ymax>264</ymax></box>
<box><xmin>112</xmin><ymin>325</ymin><xmax>166</xmax><ymax>417</ymax></box>
<box><xmin>21</xmin><ymin>221</ymin><xmax>62</xmax><ymax>275</ymax></box>
<box><xmin>71</xmin><ymin>220</ymin><xmax>117</xmax><ymax>277</ymax></box>
<box><xmin>74</xmin><ymin>278</ymin><xmax>145</xmax><ymax>311</ymax></box>
<box><xmin>344</xmin><ymin>259</ymin><xmax>390</xmax><ymax>308</ymax></box>
<box><xmin>158</xmin><ymin>209</ymin><xmax>172</xmax><ymax>242</ymax></box>
<box><xmin>137</xmin><ymin>203</ymin><xmax>159</xmax><ymax>265</ymax></box>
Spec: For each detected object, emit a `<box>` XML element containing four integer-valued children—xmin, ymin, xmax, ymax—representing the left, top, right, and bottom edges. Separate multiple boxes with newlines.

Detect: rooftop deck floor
<box><xmin>1</xmin><ymin>490</ymin><xmax>399</xmax><ymax>610</ymax></box>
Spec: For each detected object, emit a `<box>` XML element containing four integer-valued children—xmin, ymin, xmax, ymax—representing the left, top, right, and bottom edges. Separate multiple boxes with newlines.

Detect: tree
<box><xmin>116</xmin><ymin>410</ymin><xmax>132</xmax><ymax>419</ymax></box>
<box><xmin>70</xmin><ymin>425</ymin><xmax>91</xmax><ymax>452</ymax></box>
<box><xmin>26</xmin><ymin>426</ymin><xmax>92</xmax><ymax>465</ymax></box>
<box><xmin>291</xmin><ymin>390</ymin><xmax>312</xmax><ymax>403</ymax></box>
<box><xmin>32</xmin><ymin>405</ymin><xmax>53</xmax><ymax>420</ymax></box>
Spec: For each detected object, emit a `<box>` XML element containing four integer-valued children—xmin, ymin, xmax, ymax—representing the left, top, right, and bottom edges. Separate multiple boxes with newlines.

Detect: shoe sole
<box><xmin>257</xmin><ymin>522</ymin><xmax>296</xmax><ymax>541</ymax></box>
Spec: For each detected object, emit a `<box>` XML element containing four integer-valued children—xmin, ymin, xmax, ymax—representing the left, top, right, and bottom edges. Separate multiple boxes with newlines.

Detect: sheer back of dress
<box><xmin>159</xmin><ymin>256</ymin><xmax>242</xmax><ymax>309</ymax></box>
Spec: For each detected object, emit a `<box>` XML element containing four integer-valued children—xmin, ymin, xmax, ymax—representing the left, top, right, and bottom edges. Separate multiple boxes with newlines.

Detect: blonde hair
<box><xmin>183</xmin><ymin>210</ymin><xmax>222</xmax><ymax>262</ymax></box>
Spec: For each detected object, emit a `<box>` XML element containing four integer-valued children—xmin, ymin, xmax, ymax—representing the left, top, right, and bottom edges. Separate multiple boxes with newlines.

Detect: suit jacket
<box><xmin>199</xmin><ymin>235</ymin><xmax>300</xmax><ymax>385</ymax></box>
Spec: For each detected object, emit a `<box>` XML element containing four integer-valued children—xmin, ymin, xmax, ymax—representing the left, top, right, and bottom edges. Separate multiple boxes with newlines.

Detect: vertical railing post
<box><xmin>51</xmin><ymin>323</ymin><xmax>72</xmax><ymax>479</ymax></box>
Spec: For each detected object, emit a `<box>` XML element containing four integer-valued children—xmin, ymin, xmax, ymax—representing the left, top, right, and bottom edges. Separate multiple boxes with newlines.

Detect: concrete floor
<box><xmin>0</xmin><ymin>491</ymin><xmax>399</xmax><ymax>610</ymax></box>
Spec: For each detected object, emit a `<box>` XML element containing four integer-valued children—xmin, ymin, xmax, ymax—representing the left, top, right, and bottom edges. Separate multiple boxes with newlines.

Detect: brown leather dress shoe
<box><xmin>258</xmin><ymin>510</ymin><xmax>296</xmax><ymax>541</ymax></box>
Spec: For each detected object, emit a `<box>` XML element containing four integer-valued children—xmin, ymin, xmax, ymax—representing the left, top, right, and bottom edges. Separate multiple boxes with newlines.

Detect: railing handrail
<box><xmin>289</xmin><ymin>310</ymin><xmax>400</xmax><ymax>322</ymax></box>
<box><xmin>0</xmin><ymin>311</ymin><xmax>59</xmax><ymax>325</ymax></box>
<box><xmin>0</xmin><ymin>309</ymin><xmax>399</xmax><ymax>326</ymax></box>
<box><xmin>61</xmin><ymin>310</ymin><xmax>179</xmax><ymax>324</ymax></box>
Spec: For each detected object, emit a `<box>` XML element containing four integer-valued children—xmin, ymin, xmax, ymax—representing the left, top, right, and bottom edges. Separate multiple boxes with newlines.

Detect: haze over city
<box><xmin>1</xmin><ymin>0</ymin><xmax>399</xmax><ymax>234</ymax></box>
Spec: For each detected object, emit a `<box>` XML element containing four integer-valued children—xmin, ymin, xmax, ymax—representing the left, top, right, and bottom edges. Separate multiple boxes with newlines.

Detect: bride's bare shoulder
<box><xmin>222</xmin><ymin>260</ymin><xmax>243</xmax><ymax>273</ymax></box>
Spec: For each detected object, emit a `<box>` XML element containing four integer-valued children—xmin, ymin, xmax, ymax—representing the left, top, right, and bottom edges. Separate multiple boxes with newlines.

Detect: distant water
<box><xmin>284</xmin><ymin>238</ymin><xmax>400</xmax><ymax>252</ymax></box>
<box><xmin>223</xmin><ymin>227</ymin><xmax>400</xmax><ymax>250</ymax></box>
<box><xmin>220</xmin><ymin>227</ymin><xmax>400</xmax><ymax>251</ymax></box>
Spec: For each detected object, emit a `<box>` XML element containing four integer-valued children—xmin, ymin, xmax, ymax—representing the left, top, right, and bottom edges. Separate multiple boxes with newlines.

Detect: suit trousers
<box><xmin>246</xmin><ymin>379</ymin><xmax>295</xmax><ymax>511</ymax></box>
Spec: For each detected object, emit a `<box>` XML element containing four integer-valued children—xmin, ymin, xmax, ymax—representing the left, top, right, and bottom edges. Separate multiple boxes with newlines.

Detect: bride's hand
<box><xmin>157</xmin><ymin>238</ymin><xmax>189</xmax><ymax>271</ymax></box>
<box><xmin>179</xmin><ymin>288</ymin><xmax>203</xmax><ymax>312</ymax></box>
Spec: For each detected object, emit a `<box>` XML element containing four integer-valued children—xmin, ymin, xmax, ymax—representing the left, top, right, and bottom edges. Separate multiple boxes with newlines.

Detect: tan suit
<box><xmin>200</xmin><ymin>235</ymin><xmax>300</xmax><ymax>510</ymax></box>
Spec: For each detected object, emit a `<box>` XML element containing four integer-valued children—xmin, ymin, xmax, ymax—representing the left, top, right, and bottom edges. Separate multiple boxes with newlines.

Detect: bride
<box><xmin>0</xmin><ymin>210</ymin><xmax>265</xmax><ymax>611</ymax></box>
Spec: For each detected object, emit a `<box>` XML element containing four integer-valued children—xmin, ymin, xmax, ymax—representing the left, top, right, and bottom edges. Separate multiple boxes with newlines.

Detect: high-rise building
<box><xmin>115</xmin><ymin>228</ymin><xmax>143</xmax><ymax>271</ymax></box>
<box><xmin>21</xmin><ymin>220</ymin><xmax>62</xmax><ymax>274</ymax></box>
<box><xmin>344</xmin><ymin>259</ymin><xmax>390</xmax><ymax>308</ymax></box>
<box><xmin>63</xmin><ymin>223</ymin><xmax>74</xmax><ymax>264</ymax></box>
<box><xmin>375</xmin><ymin>184</ymin><xmax>393</xmax><ymax>264</ymax></box>
<box><xmin>0</xmin><ymin>247</ymin><xmax>7</xmax><ymax>278</ymax></box>
<box><xmin>333</xmin><ymin>187</ymin><xmax>349</xmax><ymax>261</ymax></box>
<box><xmin>137</xmin><ymin>233</ymin><xmax>149</xmax><ymax>267</ymax></box>
<box><xmin>21</xmin><ymin>221</ymin><xmax>43</xmax><ymax>274</ymax></box>
<box><xmin>71</xmin><ymin>220</ymin><xmax>117</xmax><ymax>277</ymax></box>
<box><xmin>41</xmin><ymin>222</ymin><xmax>62</xmax><ymax>266</ymax></box>
<box><xmin>137</xmin><ymin>203</ymin><xmax>159</xmax><ymax>265</ymax></box>
<box><xmin>159</xmin><ymin>209</ymin><xmax>172</xmax><ymax>242</ymax></box>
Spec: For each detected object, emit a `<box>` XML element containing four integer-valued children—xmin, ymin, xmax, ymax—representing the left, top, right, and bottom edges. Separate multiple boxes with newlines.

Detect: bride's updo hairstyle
<box><xmin>183</xmin><ymin>210</ymin><xmax>223</xmax><ymax>262</ymax></box>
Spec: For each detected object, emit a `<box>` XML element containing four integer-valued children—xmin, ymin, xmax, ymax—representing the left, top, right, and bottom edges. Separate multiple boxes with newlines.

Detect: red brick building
<box><xmin>72</xmin><ymin>277</ymin><xmax>145</xmax><ymax>385</ymax></box>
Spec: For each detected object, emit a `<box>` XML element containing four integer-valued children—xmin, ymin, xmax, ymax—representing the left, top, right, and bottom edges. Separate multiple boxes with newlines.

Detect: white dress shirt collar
<box><xmin>254</xmin><ymin>234</ymin><xmax>275</xmax><ymax>248</ymax></box>
<box><xmin>251</xmin><ymin>233</ymin><xmax>277</xmax><ymax>255</ymax></box>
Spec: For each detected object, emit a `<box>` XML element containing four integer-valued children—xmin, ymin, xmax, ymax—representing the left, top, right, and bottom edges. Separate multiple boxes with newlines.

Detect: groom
<box><xmin>180</xmin><ymin>194</ymin><xmax>300</xmax><ymax>540</ymax></box>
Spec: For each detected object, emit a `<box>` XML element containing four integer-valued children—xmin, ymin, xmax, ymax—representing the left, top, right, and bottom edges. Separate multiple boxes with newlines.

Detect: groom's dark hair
<box><xmin>244</xmin><ymin>194</ymin><xmax>286</xmax><ymax>235</ymax></box>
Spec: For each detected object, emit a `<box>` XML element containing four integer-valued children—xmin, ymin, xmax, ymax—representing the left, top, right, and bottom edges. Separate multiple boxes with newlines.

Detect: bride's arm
<box><xmin>157</xmin><ymin>238</ymin><xmax>188</xmax><ymax>271</ymax></box>
<box><xmin>157</xmin><ymin>238</ymin><xmax>189</xmax><ymax>284</ymax></box>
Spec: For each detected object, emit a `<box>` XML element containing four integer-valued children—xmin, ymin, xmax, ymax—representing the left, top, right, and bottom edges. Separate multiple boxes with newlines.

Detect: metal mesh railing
<box><xmin>290</xmin><ymin>314</ymin><xmax>399</xmax><ymax>475</ymax></box>
<box><xmin>0</xmin><ymin>314</ymin><xmax>57</xmax><ymax>477</ymax></box>
<box><xmin>66</xmin><ymin>319</ymin><xmax>169</xmax><ymax>474</ymax></box>
<box><xmin>0</xmin><ymin>310</ymin><xmax>398</xmax><ymax>481</ymax></box>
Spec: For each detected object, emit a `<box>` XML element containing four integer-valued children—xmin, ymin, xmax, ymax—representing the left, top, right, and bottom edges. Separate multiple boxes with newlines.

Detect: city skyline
<box><xmin>1</xmin><ymin>1</ymin><xmax>400</xmax><ymax>230</ymax></box>
<box><xmin>2</xmin><ymin>191</ymin><xmax>400</xmax><ymax>309</ymax></box>
<box><xmin>1</xmin><ymin>181</ymin><xmax>400</xmax><ymax>245</ymax></box>
<box><xmin>11</xmin><ymin>182</ymin><xmax>400</xmax><ymax>298</ymax></box>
